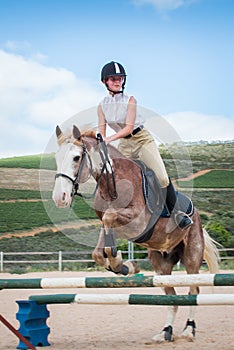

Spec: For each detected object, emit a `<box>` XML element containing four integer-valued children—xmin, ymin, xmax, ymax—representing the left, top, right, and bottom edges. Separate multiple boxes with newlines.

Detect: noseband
<box><xmin>54</xmin><ymin>172</ymin><xmax>79</xmax><ymax>196</ymax></box>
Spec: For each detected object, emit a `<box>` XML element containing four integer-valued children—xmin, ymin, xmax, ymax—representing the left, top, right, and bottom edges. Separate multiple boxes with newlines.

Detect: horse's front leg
<box><xmin>104</xmin><ymin>226</ymin><xmax>140</xmax><ymax>275</ymax></box>
<box><xmin>103</xmin><ymin>227</ymin><xmax>129</xmax><ymax>275</ymax></box>
<box><xmin>92</xmin><ymin>226</ymin><xmax>110</xmax><ymax>269</ymax></box>
<box><xmin>93</xmin><ymin>208</ymin><xmax>140</xmax><ymax>276</ymax></box>
<box><xmin>92</xmin><ymin>225</ymin><xmax>139</xmax><ymax>275</ymax></box>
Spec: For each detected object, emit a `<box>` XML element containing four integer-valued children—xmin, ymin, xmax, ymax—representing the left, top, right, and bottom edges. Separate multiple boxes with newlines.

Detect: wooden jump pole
<box><xmin>29</xmin><ymin>293</ymin><xmax>234</xmax><ymax>306</ymax></box>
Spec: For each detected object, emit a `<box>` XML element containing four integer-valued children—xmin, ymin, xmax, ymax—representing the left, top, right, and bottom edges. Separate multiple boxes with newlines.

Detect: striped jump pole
<box><xmin>29</xmin><ymin>293</ymin><xmax>234</xmax><ymax>306</ymax></box>
<box><xmin>1</xmin><ymin>273</ymin><xmax>234</xmax><ymax>289</ymax></box>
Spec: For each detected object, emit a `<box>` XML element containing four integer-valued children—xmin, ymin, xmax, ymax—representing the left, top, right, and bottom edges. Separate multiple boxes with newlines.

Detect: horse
<box><xmin>52</xmin><ymin>124</ymin><xmax>219</xmax><ymax>343</ymax></box>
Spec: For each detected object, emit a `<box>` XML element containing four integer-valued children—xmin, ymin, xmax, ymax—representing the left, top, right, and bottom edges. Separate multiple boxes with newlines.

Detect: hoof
<box><xmin>182</xmin><ymin>320</ymin><xmax>196</xmax><ymax>341</ymax></box>
<box><xmin>152</xmin><ymin>326</ymin><xmax>174</xmax><ymax>343</ymax></box>
<box><xmin>163</xmin><ymin>326</ymin><xmax>174</xmax><ymax>341</ymax></box>
<box><xmin>124</xmin><ymin>261</ymin><xmax>140</xmax><ymax>275</ymax></box>
<box><xmin>105</xmin><ymin>263</ymin><xmax>129</xmax><ymax>275</ymax></box>
<box><xmin>120</xmin><ymin>264</ymin><xmax>129</xmax><ymax>275</ymax></box>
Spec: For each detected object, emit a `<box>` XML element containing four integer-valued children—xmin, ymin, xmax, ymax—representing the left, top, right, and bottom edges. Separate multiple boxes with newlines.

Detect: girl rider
<box><xmin>98</xmin><ymin>61</ymin><xmax>192</xmax><ymax>231</ymax></box>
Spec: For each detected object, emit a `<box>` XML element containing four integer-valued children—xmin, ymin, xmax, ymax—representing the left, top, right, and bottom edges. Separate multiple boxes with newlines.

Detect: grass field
<box><xmin>0</xmin><ymin>188</ymin><xmax>43</xmax><ymax>200</ymax></box>
<box><xmin>0</xmin><ymin>193</ymin><xmax>96</xmax><ymax>233</ymax></box>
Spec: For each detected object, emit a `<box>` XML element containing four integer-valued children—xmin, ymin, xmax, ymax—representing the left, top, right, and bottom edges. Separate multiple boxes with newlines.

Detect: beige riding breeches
<box><xmin>118</xmin><ymin>128</ymin><xmax>169</xmax><ymax>188</ymax></box>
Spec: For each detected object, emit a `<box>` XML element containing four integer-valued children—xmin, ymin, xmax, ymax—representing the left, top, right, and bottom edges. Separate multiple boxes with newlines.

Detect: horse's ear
<box><xmin>56</xmin><ymin>125</ymin><xmax>62</xmax><ymax>138</ymax></box>
<box><xmin>73</xmin><ymin>125</ymin><xmax>81</xmax><ymax>140</ymax></box>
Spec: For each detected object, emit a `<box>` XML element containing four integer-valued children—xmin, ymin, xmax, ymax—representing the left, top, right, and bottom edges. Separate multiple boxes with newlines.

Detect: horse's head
<box><xmin>52</xmin><ymin>125</ymin><xmax>91</xmax><ymax>208</ymax></box>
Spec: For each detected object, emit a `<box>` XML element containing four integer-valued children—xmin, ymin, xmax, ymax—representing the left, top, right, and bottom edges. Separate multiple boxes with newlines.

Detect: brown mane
<box><xmin>57</xmin><ymin>127</ymin><xmax>96</xmax><ymax>146</ymax></box>
<box><xmin>82</xmin><ymin>129</ymin><xmax>96</xmax><ymax>139</ymax></box>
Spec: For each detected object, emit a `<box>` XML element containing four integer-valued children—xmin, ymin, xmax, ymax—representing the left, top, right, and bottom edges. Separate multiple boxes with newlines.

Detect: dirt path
<box><xmin>0</xmin><ymin>168</ymin><xmax>55</xmax><ymax>191</ymax></box>
<box><xmin>177</xmin><ymin>169</ymin><xmax>212</xmax><ymax>181</ymax></box>
<box><xmin>0</xmin><ymin>168</ymin><xmax>214</xmax><ymax>191</ymax></box>
<box><xmin>0</xmin><ymin>219</ymin><xmax>101</xmax><ymax>240</ymax></box>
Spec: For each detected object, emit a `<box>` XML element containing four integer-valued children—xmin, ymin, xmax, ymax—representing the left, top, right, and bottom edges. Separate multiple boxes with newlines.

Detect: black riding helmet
<box><xmin>101</xmin><ymin>61</ymin><xmax>127</xmax><ymax>94</ymax></box>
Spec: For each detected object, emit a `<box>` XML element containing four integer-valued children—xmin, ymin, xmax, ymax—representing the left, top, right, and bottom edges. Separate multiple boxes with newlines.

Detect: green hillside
<box><xmin>0</xmin><ymin>153</ymin><xmax>56</xmax><ymax>170</ymax></box>
<box><xmin>0</xmin><ymin>141</ymin><xmax>233</xmax><ymax>174</ymax></box>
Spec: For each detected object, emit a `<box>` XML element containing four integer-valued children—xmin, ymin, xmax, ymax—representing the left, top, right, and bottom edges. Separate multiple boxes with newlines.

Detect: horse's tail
<box><xmin>203</xmin><ymin>228</ymin><xmax>220</xmax><ymax>273</ymax></box>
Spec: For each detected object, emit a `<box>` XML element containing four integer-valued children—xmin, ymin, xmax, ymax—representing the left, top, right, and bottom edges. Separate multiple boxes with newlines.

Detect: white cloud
<box><xmin>163</xmin><ymin>111</ymin><xmax>234</xmax><ymax>142</ymax></box>
<box><xmin>0</xmin><ymin>50</ymin><xmax>103</xmax><ymax>157</ymax></box>
<box><xmin>132</xmin><ymin>0</ymin><xmax>196</xmax><ymax>11</ymax></box>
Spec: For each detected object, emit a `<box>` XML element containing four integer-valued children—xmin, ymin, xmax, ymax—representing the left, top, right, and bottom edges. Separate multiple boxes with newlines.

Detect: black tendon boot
<box><xmin>166</xmin><ymin>178</ymin><xmax>193</xmax><ymax>231</ymax></box>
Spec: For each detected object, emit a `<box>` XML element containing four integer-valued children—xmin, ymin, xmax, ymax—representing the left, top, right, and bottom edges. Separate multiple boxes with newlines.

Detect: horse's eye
<box><xmin>73</xmin><ymin>156</ymin><xmax>80</xmax><ymax>162</ymax></box>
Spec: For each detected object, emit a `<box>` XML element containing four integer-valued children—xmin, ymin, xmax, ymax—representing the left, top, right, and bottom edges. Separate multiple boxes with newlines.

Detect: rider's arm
<box><xmin>98</xmin><ymin>104</ymin><xmax>107</xmax><ymax>137</ymax></box>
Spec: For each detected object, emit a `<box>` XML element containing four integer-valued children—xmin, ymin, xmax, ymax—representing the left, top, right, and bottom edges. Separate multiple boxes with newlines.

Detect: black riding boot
<box><xmin>166</xmin><ymin>178</ymin><xmax>193</xmax><ymax>231</ymax></box>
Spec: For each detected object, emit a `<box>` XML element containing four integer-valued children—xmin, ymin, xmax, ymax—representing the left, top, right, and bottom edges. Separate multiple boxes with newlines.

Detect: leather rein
<box><xmin>54</xmin><ymin>134</ymin><xmax>117</xmax><ymax>206</ymax></box>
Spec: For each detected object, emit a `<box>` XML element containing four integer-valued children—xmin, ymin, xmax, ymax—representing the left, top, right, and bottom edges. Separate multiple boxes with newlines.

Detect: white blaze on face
<box><xmin>52</xmin><ymin>142</ymin><xmax>83</xmax><ymax>208</ymax></box>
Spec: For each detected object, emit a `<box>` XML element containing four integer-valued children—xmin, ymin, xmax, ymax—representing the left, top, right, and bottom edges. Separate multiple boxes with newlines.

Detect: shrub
<box><xmin>205</xmin><ymin>221</ymin><xmax>232</xmax><ymax>247</ymax></box>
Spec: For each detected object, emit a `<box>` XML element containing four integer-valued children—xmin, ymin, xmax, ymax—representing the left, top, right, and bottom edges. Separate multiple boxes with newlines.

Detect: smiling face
<box><xmin>104</xmin><ymin>76</ymin><xmax>125</xmax><ymax>94</ymax></box>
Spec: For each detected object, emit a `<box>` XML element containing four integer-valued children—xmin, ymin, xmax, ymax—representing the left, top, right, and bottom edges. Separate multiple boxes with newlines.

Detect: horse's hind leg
<box><xmin>149</xmin><ymin>250</ymin><xmax>178</xmax><ymax>343</ymax></box>
<box><xmin>181</xmin><ymin>218</ymin><xmax>204</xmax><ymax>340</ymax></box>
<box><xmin>180</xmin><ymin>282</ymin><xmax>198</xmax><ymax>340</ymax></box>
<box><xmin>181</xmin><ymin>280</ymin><xmax>199</xmax><ymax>340</ymax></box>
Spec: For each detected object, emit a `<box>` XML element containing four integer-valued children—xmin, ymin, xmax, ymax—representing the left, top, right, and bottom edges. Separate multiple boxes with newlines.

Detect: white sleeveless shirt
<box><xmin>100</xmin><ymin>93</ymin><xmax>144</xmax><ymax>133</ymax></box>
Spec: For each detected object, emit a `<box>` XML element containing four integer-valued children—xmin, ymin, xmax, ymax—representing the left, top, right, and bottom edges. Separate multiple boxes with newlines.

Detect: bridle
<box><xmin>54</xmin><ymin>141</ymin><xmax>90</xmax><ymax>204</ymax></box>
<box><xmin>54</xmin><ymin>135</ymin><xmax>117</xmax><ymax>206</ymax></box>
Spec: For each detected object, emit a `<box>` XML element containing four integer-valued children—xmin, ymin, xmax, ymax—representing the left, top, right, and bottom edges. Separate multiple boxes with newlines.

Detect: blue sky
<box><xmin>0</xmin><ymin>0</ymin><xmax>233</xmax><ymax>157</ymax></box>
